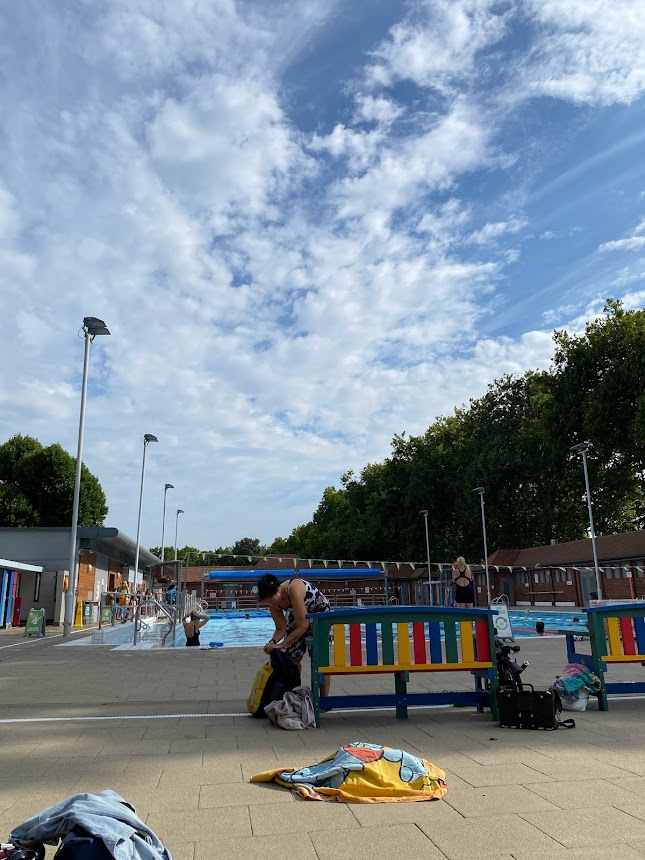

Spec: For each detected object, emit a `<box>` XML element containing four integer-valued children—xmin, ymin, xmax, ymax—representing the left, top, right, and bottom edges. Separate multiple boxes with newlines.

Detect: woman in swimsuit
<box><xmin>183</xmin><ymin>610</ymin><xmax>209</xmax><ymax>647</ymax></box>
<box><xmin>452</xmin><ymin>556</ymin><xmax>475</xmax><ymax>608</ymax></box>
<box><xmin>258</xmin><ymin>574</ymin><xmax>332</xmax><ymax>696</ymax></box>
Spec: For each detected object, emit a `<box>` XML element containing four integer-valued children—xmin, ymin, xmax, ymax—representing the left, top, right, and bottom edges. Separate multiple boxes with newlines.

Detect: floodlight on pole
<box><xmin>63</xmin><ymin>317</ymin><xmax>110</xmax><ymax>639</ymax></box>
<box><xmin>473</xmin><ymin>487</ymin><xmax>491</xmax><ymax>604</ymax></box>
<box><xmin>161</xmin><ymin>483</ymin><xmax>174</xmax><ymax>562</ymax></box>
<box><xmin>420</xmin><ymin>510</ymin><xmax>433</xmax><ymax>606</ymax></box>
<box><xmin>174</xmin><ymin>509</ymin><xmax>184</xmax><ymax>561</ymax></box>
<box><xmin>133</xmin><ymin>434</ymin><xmax>158</xmax><ymax>591</ymax></box>
<box><xmin>570</xmin><ymin>441</ymin><xmax>603</xmax><ymax>601</ymax></box>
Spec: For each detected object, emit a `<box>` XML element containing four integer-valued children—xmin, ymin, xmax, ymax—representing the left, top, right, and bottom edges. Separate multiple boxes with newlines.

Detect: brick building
<box><xmin>476</xmin><ymin>530</ymin><xmax>645</xmax><ymax>608</ymax></box>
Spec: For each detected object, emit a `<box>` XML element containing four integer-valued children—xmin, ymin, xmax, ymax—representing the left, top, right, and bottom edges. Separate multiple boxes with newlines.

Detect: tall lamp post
<box><xmin>133</xmin><ymin>434</ymin><xmax>158</xmax><ymax>592</ymax></box>
<box><xmin>473</xmin><ymin>487</ymin><xmax>491</xmax><ymax>604</ymax></box>
<box><xmin>161</xmin><ymin>483</ymin><xmax>174</xmax><ymax>562</ymax></box>
<box><xmin>64</xmin><ymin>316</ymin><xmax>111</xmax><ymax>640</ymax></box>
<box><xmin>174</xmin><ymin>509</ymin><xmax>184</xmax><ymax>561</ymax></box>
<box><xmin>570</xmin><ymin>441</ymin><xmax>603</xmax><ymax>601</ymax></box>
<box><xmin>420</xmin><ymin>510</ymin><xmax>433</xmax><ymax>606</ymax></box>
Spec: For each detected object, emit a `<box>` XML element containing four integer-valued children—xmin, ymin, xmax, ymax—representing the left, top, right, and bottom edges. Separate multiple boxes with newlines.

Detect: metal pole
<box><xmin>133</xmin><ymin>440</ymin><xmax>148</xmax><ymax>594</ymax></box>
<box><xmin>174</xmin><ymin>509</ymin><xmax>183</xmax><ymax>561</ymax></box>
<box><xmin>421</xmin><ymin>510</ymin><xmax>432</xmax><ymax>606</ymax></box>
<box><xmin>64</xmin><ymin>331</ymin><xmax>91</xmax><ymax>639</ymax></box>
<box><xmin>479</xmin><ymin>492</ymin><xmax>491</xmax><ymax>604</ymax></box>
<box><xmin>161</xmin><ymin>488</ymin><xmax>168</xmax><ymax>563</ymax></box>
<box><xmin>581</xmin><ymin>448</ymin><xmax>603</xmax><ymax>600</ymax></box>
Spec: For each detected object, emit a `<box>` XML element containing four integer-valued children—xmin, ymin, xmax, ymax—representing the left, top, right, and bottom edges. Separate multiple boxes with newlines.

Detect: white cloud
<box><xmin>365</xmin><ymin>0</ymin><xmax>507</xmax><ymax>90</ymax></box>
<box><xmin>467</xmin><ymin>218</ymin><xmax>527</xmax><ymax>245</ymax></box>
<box><xmin>523</xmin><ymin>0</ymin><xmax>645</xmax><ymax>105</ymax></box>
<box><xmin>598</xmin><ymin>218</ymin><xmax>645</xmax><ymax>253</ymax></box>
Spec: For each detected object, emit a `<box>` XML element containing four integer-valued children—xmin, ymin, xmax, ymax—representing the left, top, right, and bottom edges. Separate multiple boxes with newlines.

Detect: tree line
<box><xmin>269</xmin><ymin>300</ymin><xmax>645</xmax><ymax>563</ymax></box>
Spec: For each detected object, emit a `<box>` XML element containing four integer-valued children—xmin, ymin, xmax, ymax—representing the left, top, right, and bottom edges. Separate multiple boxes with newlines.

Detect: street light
<box><xmin>133</xmin><ymin>434</ymin><xmax>158</xmax><ymax>592</ymax></box>
<box><xmin>420</xmin><ymin>510</ymin><xmax>432</xmax><ymax>606</ymax></box>
<box><xmin>64</xmin><ymin>316</ymin><xmax>111</xmax><ymax>639</ymax></box>
<box><xmin>473</xmin><ymin>487</ymin><xmax>491</xmax><ymax>604</ymax></box>
<box><xmin>174</xmin><ymin>509</ymin><xmax>184</xmax><ymax>561</ymax></box>
<box><xmin>161</xmin><ymin>483</ymin><xmax>174</xmax><ymax>562</ymax></box>
<box><xmin>570</xmin><ymin>441</ymin><xmax>603</xmax><ymax>601</ymax></box>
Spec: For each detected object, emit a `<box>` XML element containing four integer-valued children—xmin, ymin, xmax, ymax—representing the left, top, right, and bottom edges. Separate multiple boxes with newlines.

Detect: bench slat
<box><xmin>445</xmin><ymin>620</ymin><xmax>458</xmax><ymax>663</ymax></box>
<box><xmin>317</xmin><ymin>661</ymin><xmax>493</xmax><ymax>675</ymax></box>
<box><xmin>365</xmin><ymin>622</ymin><xmax>378</xmax><ymax>665</ymax></box>
<box><xmin>397</xmin><ymin>622</ymin><xmax>411</xmax><ymax>665</ymax></box>
<box><xmin>333</xmin><ymin>624</ymin><xmax>346</xmax><ymax>667</ymax></box>
<box><xmin>349</xmin><ymin>623</ymin><xmax>362</xmax><ymax>665</ymax></box>
<box><xmin>601</xmin><ymin>654</ymin><xmax>645</xmax><ymax>663</ymax></box>
<box><xmin>475</xmin><ymin>620</ymin><xmax>491</xmax><ymax>662</ymax></box>
<box><xmin>381</xmin><ymin>622</ymin><xmax>395</xmax><ymax>665</ymax></box>
<box><xmin>635</xmin><ymin>617</ymin><xmax>645</xmax><ymax>655</ymax></box>
<box><xmin>429</xmin><ymin>621</ymin><xmax>442</xmax><ymax>663</ymax></box>
<box><xmin>460</xmin><ymin>621</ymin><xmax>474</xmax><ymax>663</ymax></box>
<box><xmin>606</xmin><ymin>616</ymin><xmax>622</xmax><ymax>658</ymax></box>
<box><xmin>412</xmin><ymin>621</ymin><xmax>426</xmax><ymax>664</ymax></box>
<box><xmin>620</xmin><ymin>617</ymin><xmax>637</xmax><ymax>655</ymax></box>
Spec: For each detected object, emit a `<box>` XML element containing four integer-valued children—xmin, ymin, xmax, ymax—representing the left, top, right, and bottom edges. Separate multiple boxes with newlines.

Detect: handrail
<box><xmin>490</xmin><ymin>594</ymin><xmax>509</xmax><ymax>606</ymax></box>
<box><xmin>133</xmin><ymin>598</ymin><xmax>176</xmax><ymax>646</ymax></box>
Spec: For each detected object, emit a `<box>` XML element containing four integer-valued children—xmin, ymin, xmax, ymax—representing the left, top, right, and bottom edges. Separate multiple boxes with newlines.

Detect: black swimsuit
<box><xmin>454</xmin><ymin>569</ymin><xmax>475</xmax><ymax>604</ymax></box>
<box><xmin>185</xmin><ymin>623</ymin><xmax>200</xmax><ymax>647</ymax></box>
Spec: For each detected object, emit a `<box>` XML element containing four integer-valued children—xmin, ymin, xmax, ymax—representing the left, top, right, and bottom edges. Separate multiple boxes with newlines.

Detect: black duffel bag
<box><xmin>496</xmin><ymin>684</ymin><xmax>575</xmax><ymax>730</ymax></box>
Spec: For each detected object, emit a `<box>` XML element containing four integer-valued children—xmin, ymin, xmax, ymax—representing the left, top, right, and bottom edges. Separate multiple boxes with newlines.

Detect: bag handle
<box><xmin>558</xmin><ymin>717</ymin><xmax>576</xmax><ymax>729</ymax></box>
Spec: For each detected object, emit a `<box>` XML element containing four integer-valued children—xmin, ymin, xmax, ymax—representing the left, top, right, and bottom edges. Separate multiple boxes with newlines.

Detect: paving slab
<box><xmin>310</xmin><ymin>822</ymin><xmax>446</xmax><ymax>860</ymax></box>
<box><xmin>521</xmin><ymin>806</ymin><xmax>645</xmax><ymax>847</ymax></box>
<box><xmin>249</xmin><ymin>799</ymin><xmax>360</xmax><ymax>835</ymax></box>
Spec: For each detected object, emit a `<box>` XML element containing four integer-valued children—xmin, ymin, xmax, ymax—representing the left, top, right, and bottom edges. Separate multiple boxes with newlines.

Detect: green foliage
<box><xmin>0</xmin><ymin>434</ymin><xmax>108</xmax><ymax>527</ymax></box>
<box><xmin>278</xmin><ymin>300</ymin><xmax>645</xmax><ymax>561</ymax></box>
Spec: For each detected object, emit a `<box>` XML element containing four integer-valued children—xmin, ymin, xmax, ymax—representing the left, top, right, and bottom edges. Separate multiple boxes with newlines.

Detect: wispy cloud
<box><xmin>599</xmin><ymin>218</ymin><xmax>645</xmax><ymax>253</ymax></box>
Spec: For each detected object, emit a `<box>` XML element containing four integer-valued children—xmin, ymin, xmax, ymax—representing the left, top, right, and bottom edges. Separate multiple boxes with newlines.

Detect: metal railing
<box><xmin>133</xmin><ymin>598</ymin><xmax>176</xmax><ymax>646</ymax></box>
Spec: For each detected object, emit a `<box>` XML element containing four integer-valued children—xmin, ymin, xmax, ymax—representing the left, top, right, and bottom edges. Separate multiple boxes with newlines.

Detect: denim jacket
<box><xmin>10</xmin><ymin>790</ymin><xmax>171</xmax><ymax>860</ymax></box>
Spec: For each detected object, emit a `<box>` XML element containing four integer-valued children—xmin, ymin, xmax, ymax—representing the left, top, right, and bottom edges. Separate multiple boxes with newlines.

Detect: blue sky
<box><xmin>1</xmin><ymin>0</ymin><xmax>644</xmax><ymax>550</ymax></box>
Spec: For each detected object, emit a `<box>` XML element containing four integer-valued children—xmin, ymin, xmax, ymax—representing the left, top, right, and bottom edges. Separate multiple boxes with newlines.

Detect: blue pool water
<box><xmin>170</xmin><ymin>609</ymin><xmax>584</xmax><ymax>648</ymax></box>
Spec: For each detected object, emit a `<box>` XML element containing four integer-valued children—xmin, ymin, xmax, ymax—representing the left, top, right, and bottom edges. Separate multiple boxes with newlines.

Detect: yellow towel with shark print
<box><xmin>250</xmin><ymin>742</ymin><xmax>447</xmax><ymax>802</ymax></box>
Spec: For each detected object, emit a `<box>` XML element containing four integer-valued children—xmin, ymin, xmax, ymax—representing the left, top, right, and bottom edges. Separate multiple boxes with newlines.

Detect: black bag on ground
<box><xmin>250</xmin><ymin>649</ymin><xmax>301</xmax><ymax>719</ymax></box>
<box><xmin>496</xmin><ymin>684</ymin><xmax>575</xmax><ymax>730</ymax></box>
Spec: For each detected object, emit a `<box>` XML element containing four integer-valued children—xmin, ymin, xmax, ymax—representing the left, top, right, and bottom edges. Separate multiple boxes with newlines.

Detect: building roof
<box><xmin>487</xmin><ymin>530</ymin><xmax>645</xmax><ymax>568</ymax></box>
<box><xmin>0</xmin><ymin>558</ymin><xmax>43</xmax><ymax>573</ymax></box>
<box><xmin>0</xmin><ymin>527</ymin><xmax>160</xmax><ymax>571</ymax></box>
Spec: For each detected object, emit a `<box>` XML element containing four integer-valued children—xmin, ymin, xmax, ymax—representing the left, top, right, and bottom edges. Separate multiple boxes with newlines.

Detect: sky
<box><xmin>1</xmin><ymin>0</ymin><xmax>645</xmax><ymax>552</ymax></box>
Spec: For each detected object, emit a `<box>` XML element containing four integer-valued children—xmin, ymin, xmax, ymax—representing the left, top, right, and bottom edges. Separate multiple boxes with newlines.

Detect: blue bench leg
<box><xmin>395</xmin><ymin>671</ymin><xmax>408</xmax><ymax>720</ymax></box>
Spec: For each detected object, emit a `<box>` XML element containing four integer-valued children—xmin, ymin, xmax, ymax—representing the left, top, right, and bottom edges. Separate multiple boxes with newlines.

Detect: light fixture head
<box><xmin>165</xmin><ymin>483</ymin><xmax>174</xmax><ymax>490</ymax></box>
<box><xmin>177</xmin><ymin>508</ymin><xmax>184</xmax><ymax>515</ymax></box>
<box><xmin>570</xmin><ymin>441</ymin><xmax>591</xmax><ymax>454</ymax></box>
<box><xmin>144</xmin><ymin>434</ymin><xmax>158</xmax><ymax>444</ymax></box>
<box><xmin>420</xmin><ymin>509</ymin><xmax>428</xmax><ymax>516</ymax></box>
<box><xmin>83</xmin><ymin>316</ymin><xmax>110</xmax><ymax>337</ymax></box>
<box><xmin>473</xmin><ymin>486</ymin><xmax>485</xmax><ymax>494</ymax></box>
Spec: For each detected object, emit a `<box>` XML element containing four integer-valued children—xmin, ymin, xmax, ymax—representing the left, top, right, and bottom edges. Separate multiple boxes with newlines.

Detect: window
<box><xmin>34</xmin><ymin>572</ymin><xmax>41</xmax><ymax>602</ymax></box>
<box><xmin>604</xmin><ymin>566</ymin><xmax>613</xmax><ymax>579</ymax></box>
<box><xmin>538</xmin><ymin>571</ymin><xmax>545</xmax><ymax>583</ymax></box>
<box><xmin>637</xmin><ymin>560</ymin><xmax>645</xmax><ymax>578</ymax></box>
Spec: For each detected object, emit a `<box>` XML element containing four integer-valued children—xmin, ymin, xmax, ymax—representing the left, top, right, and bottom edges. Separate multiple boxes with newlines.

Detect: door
<box><xmin>500</xmin><ymin>578</ymin><xmax>515</xmax><ymax>605</ymax></box>
<box><xmin>579</xmin><ymin>570</ymin><xmax>595</xmax><ymax>606</ymax></box>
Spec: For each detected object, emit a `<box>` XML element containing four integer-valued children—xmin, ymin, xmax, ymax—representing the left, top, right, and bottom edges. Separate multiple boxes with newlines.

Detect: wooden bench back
<box><xmin>307</xmin><ymin>606</ymin><xmax>496</xmax><ymax>674</ymax></box>
<box><xmin>586</xmin><ymin>604</ymin><xmax>645</xmax><ymax>663</ymax></box>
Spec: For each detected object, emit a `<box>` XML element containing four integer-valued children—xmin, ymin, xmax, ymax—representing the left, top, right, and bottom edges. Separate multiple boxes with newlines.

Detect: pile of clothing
<box><xmin>553</xmin><ymin>663</ymin><xmax>601</xmax><ymax>711</ymax></box>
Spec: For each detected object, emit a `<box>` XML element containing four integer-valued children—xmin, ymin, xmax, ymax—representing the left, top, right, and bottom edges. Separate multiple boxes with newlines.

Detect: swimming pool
<box><xmin>170</xmin><ymin>608</ymin><xmax>584</xmax><ymax>648</ymax></box>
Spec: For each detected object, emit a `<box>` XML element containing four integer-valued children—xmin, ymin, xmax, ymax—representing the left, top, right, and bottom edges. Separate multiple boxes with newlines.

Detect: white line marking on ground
<box><xmin>0</xmin><ymin>627</ymin><xmax>99</xmax><ymax>650</ymax></box>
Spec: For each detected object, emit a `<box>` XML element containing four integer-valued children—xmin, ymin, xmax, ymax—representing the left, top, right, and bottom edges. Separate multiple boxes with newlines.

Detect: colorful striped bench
<box><xmin>307</xmin><ymin>606</ymin><xmax>499</xmax><ymax>726</ymax></box>
<box><xmin>564</xmin><ymin>604</ymin><xmax>645</xmax><ymax>710</ymax></box>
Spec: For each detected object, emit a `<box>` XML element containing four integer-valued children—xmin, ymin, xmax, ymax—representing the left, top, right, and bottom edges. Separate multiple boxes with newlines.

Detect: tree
<box><xmin>0</xmin><ymin>435</ymin><xmax>108</xmax><ymax>527</ymax></box>
<box><xmin>273</xmin><ymin>299</ymin><xmax>645</xmax><ymax>561</ymax></box>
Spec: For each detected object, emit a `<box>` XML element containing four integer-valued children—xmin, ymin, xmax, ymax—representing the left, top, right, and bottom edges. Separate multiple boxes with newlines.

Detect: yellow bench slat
<box><xmin>317</xmin><ymin>661</ymin><xmax>493</xmax><ymax>675</ymax></box>
<box><xmin>601</xmin><ymin>654</ymin><xmax>645</xmax><ymax>663</ymax></box>
<box><xmin>459</xmin><ymin>621</ymin><xmax>474</xmax><ymax>663</ymax></box>
<box><xmin>332</xmin><ymin>624</ymin><xmax>346</xmax><ymax>666</ymax></box>
<box><xmin>397</xmin><ymin>622</ymin><xmax>411</xmax><ymax>665</ymax></box>
<box><xmin>606</xmin><ymin>616</ymin><xmax>622</xmax><ymax>657</ymax></box>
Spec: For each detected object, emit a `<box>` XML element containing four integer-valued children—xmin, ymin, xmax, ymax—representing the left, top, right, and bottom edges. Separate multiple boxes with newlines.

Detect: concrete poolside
<box><xmin>2</xmin><ymin>635</ymin><xmax>645</xmax><ymax>859</ymax></box>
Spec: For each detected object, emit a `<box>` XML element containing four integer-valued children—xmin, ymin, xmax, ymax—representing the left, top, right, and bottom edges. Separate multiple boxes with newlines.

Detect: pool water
<box><xmin>170</xmin><ymin>609</ymin><xmax>584</xmax><ymax>648</ymax></box>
